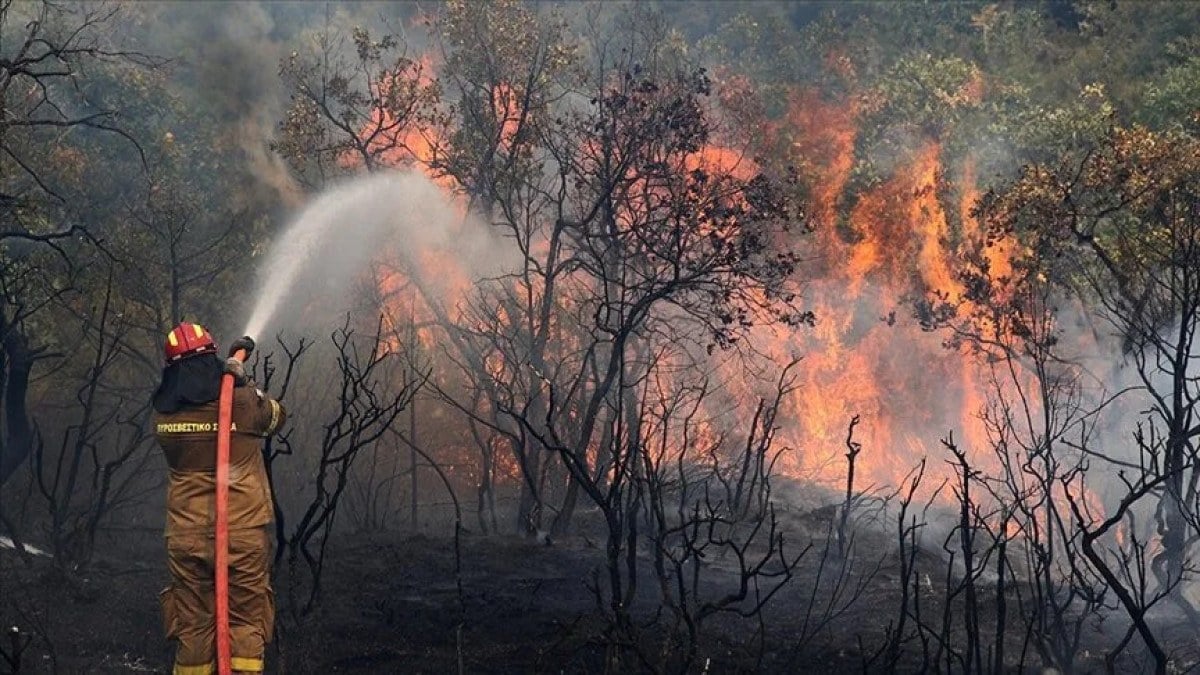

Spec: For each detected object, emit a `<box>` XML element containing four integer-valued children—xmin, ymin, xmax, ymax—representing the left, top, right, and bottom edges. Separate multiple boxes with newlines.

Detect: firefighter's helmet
<box><xmin>164</xmin><ymin>322</ymin><xmax>217</xmax><ymax>363</ymax></box>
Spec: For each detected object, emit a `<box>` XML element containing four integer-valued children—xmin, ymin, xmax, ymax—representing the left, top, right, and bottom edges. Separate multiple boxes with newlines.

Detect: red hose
<box><xmin>215</xmin><ymin>348</ymin><xmax>245</xmax><ymax>675</ymax></box>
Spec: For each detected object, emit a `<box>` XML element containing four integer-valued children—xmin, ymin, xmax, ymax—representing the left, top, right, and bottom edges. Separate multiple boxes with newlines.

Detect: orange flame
<box><xmin>346</xmin><ymin>52</ymin><xmax>1110</xmax><ymax>526</ymax></box>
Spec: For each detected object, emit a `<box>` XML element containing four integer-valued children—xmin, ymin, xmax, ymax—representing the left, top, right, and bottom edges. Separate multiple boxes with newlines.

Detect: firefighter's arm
<box><xmin>238</xmin><ymin>387</ymin><xmax>287</xmax><ymax>437</ymax></box>
<box><xmin>258</xmin><ymin>390</ymin><xmax>287</xmax><ymax>437</ymax></box>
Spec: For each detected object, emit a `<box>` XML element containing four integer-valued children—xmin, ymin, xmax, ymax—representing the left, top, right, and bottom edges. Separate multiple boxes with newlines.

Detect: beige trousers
<box><xmin>160</xmin><ymin>527</ymin><xmax>274</xmax><ymax>674</ymax></box>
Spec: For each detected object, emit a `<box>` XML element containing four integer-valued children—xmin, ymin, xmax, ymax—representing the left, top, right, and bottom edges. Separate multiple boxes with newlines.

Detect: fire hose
<box><xmin>214</xmin><ymin>347</ymin><xmax>246</xmax><ymax>675</ymax></box>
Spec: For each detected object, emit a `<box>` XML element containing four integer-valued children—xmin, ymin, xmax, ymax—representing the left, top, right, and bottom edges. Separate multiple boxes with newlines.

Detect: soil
<box><xmin>1</xmin><ymin>507</ymin><xmax>1196</xmax><ymax>674</ymax></box>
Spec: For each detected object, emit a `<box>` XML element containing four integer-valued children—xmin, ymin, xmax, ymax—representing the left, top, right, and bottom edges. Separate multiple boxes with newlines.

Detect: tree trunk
<box><xmin>515</xmin><ymin>438</ymin><xmax>543</xmax><ymax>535</ymax></box>
<box><xmin>0</xmin><ymin>321</ymin><xmax>35</xmax><ymax>486</ymax></box>
<box><xmin>551</xmin><ymin>475</ymin><xmax>579</xmax><ymax>536</ymax></box>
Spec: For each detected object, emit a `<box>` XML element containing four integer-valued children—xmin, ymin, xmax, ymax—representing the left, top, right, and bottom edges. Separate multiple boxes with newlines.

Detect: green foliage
<box><xmin>1141</xmin><ymin>36</ymin><xmax>1200</xmax><ymax>133</ymax></box>
<box><xmin>434</xmin><ymin>0</ymin><xmax>578</xmax><ymax>209</ymax></box>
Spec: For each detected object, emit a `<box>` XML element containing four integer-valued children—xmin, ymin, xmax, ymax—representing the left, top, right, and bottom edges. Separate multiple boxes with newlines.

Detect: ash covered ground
<box><xmin>5</xmin><ymin>495</ymin><xmax>1198</xmax><ymax>674</ymax></box>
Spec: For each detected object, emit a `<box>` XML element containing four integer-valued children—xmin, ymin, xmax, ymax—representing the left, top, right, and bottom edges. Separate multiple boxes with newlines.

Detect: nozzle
<box><xmin>228</xmin><ymin>335</ymin><xmax>256</xmax><ymax>362</ymax></box>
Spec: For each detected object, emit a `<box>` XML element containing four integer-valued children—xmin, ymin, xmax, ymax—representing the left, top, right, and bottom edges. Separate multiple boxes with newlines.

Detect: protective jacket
<box><xmin>155</xmin><ymin>380</ymin><xmax>286</xmax><ymax>675</ymax></box>
<box><xmin>155</xmin><ymin>385</ymin><xmax>286</xmax><ymax>535</ymax></box>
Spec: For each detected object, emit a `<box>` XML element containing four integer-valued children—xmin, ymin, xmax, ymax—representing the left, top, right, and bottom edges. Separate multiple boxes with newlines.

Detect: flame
<box><xmin>340</xmin><ymin>51</ymin><xmax>1113</xmax><ymax>526</ymax></box>
<box><xmin>780</xmin><ymin>88</ymin><xmax>858</xmax><ymax>247</ymax></box>
<box><xmin>685</xmin><ymin>143</ymin><xmax>756</xmax><ymax>179</ymax></box>
<box><xmin>751</xmin><ymin>86</ymin><xmax>1020</xmax><ymax>493</ymax></box>
<box><xmin>493</xmin><ymin>83</ymin><xmax>524</xmax><ymax>152</ymax></box>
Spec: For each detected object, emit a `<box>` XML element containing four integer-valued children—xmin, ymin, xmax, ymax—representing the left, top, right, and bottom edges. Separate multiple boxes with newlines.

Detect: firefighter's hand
<box><xmin>224</xmin><ymin>357</ymin><xmax>250</xmax><ymax>386</ymax></box>
<box><xmin>228</xmin><ymin>335</ymin><xmax>255</xmax><ymax>358</ymax></box>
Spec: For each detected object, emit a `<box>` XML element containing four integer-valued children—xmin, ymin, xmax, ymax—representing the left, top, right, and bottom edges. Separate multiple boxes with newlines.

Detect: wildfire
<box><xmin>758</xmin><ymin>101</ymin><xmax>1017</xmax><ymax>492</ymax></box>
<box><xmin>778</xmin><ymin>88</ymin><xmax>858</xmax><ymax>252</ymax></box>
<box><xmin>492</xmin><ymin>83</ymin><xmax>525</xmax><ymax>152</ymax></box>
<box><xmin>347</xmin><ymin>47</ymin><xmax>1080</xmax><ymax>515</ymax></box>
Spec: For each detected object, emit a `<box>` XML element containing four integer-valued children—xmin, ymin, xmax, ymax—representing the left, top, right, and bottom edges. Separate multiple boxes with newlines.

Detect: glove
<box><xmin>228</xmin><ymin>335</ymin><xmax>255</xmax><ymax>358</ymax></box>
<box><xmin>224</xmin><ymin>357</ymin><xmax>250</xmax><ymax>386</ymax></box>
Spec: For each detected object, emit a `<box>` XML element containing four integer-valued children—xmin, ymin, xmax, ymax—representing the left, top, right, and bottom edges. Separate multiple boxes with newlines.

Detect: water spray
<box><xmin>240</xmin><ymin>171</ymin><xmax>463</xmax><ymax>340</ymax></box>
<box><xmin>218</xmin><ymin>172</ymin><xmax>502</xmax><ymax>671</ymax></box>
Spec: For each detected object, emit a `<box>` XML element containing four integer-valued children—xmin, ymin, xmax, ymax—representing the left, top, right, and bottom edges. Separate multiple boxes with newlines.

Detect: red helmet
<box><xmin>164</xmin><ymin>322</ymin><xmax>217</xmax><ymax>363</ymax></box>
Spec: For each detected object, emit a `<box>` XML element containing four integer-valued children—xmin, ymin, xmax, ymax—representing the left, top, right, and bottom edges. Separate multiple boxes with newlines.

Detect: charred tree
<box><xmin>283</xmin><ymin>317</ymin><xmax>423</xmax><ymax>611</ymax></box>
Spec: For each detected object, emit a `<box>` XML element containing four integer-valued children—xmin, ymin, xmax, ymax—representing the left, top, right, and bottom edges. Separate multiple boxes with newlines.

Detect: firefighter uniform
<box><xmin>156</xmin><ymin>383</ymin><xmax>286</xmax><ymax>674</ymax></box>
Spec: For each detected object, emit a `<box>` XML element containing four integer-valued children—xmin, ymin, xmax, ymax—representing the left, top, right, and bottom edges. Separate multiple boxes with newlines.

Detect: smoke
<box><xmin>242</xmin><ymin>171</ymin><xmax>514</xmax><ymax>340</ymax></box>
<box><xmin>183</xmin><ymin>2</ymin><xmax>304</xmax><ymax>207</ymax></box>
<box><xmin>111</xmin><ymin>1</ymin><xmax>291</xmax><ymax>210</ymax></box>
<box><xmin>181</xmin><ymin>2</ymin><xmax>438</xmax><ymax>205</ymax></box>
<box><xmin>126</xmin><ymin>2</ymin><xmax>424</xmax><ymax>209</ymax></box>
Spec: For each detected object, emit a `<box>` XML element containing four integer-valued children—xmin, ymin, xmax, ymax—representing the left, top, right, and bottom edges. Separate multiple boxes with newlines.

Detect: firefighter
<box><xmin>153</xmin><ymin>322</ymin><xmax>286</xmax><ymax>675</ymax></box>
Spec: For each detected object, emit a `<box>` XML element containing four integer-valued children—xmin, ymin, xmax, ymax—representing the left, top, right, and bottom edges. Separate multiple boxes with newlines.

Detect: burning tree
<box><xmin>449</xmin><ymin>10</ymin><xmax>810</xmax><ymax>665</ymax></box>
<box><xmin>978</xmin><ymin>120</ymin><xmax>1200</xmax><ymax>670</ymax></box>
<box><xmin>419</xmin><ymin>0</ymin><xmax>579</xmax><ymax>536</ymax></box>
<box><xmin>913</xmin><ymin>160</ymin><xmax>1112</xmax><ymax>670</ymax></box>
<box><xmin>251</xmin><ymin>2</ymin><xmax>1200</xmax><ymax>671</ymax></box>
<box><xmin>277</xmin><ymin>4</ymin><xmax>815</xmax><ymax>665</ymax></box>
<box><xmin>271</xmin><ymin>1</ymin><xmax>563</xmax><ymax>535</ymax></box>
<box><xmin>275</xmin><ymin>17</ymin><xmax>442</xmax><ymax>187</ymax></box>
